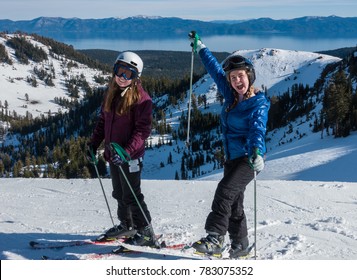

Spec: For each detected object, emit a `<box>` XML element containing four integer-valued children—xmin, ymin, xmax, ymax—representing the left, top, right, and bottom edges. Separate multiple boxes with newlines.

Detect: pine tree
<box><xmin>0</xmin><ymin>160</ymin><xmax>3</xmax><ymax>176</ymax></box>
<box><xmin>324</xmin><ymin>69</ymin><xmax>352</xmax><ymax>137</ymax></box>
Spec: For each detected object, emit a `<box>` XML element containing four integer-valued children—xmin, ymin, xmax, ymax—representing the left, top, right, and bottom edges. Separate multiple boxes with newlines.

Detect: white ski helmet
<box><xmin>114</xmin><ymin>51</ymin><xmax>143</xmax><ymax>77</ymax></box>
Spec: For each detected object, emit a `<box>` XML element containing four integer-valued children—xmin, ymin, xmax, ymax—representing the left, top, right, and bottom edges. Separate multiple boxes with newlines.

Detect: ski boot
<box><xmin>96</xmin><ymin>223</ymin><xmax>136</xmax><ymax>242</ymax></box>
<box><xmin>191</xmin><ymin>234</ymin><xmax>225</xmax><ymax>256</ymax></box>
<box><xmin>229</xmin><ymin>236</ymin><xmax>250</xmax><ymax>258</ymax></box>
<box><xmin>124</xmin><ymin>224</ymin><xmax>159</xmax><ymax>248</ymax></box>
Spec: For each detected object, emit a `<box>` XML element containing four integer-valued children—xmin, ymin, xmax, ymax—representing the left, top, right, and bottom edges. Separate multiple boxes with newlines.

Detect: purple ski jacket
<box><xmin>89</xmin><ymin>83</ymin><xmax>152</xmax><ymax>161</ymax></box>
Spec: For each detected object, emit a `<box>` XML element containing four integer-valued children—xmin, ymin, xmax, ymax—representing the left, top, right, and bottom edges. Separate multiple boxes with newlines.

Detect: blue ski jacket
<box><xmin>199</xmin><ymin>47</ymin><xmax>270</xmax><ymax>160</ymax></box>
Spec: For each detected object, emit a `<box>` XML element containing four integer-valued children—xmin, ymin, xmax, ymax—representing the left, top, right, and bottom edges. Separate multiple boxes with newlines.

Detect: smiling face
<box><xmin>113</xmin><ymin>62</ymin><xmax>136</xmax><ymax>88</ymax></box>
<box><xmin>229</xmin><ymin>69</ymin><xmax>250</xmax><ymax>95</ymax></box>
<box><xmin>115</xmin><ymin>74</ymin><xmax>132</xmax><ymax>88</ymax></box>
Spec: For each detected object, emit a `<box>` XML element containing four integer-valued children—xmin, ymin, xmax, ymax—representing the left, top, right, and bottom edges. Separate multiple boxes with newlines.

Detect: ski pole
<box><xmin>110</xmin><ymin>143</ymin><xmax>161</xmax><ymax>247</ymax></box>
<box><xmin>110</xmin><ymin>143</ymin><xmax>151</xmax><ymax>227</ymax></box>
<box><xmin>253</xmin><ymin>170</ymin><xmax>257</xmax><ymax>260</ymax></box>
<box><xmin>186</xmin><ymin>45</ymin><xmax>195</xmax><ymax>148</ymax></box>
<box><xmin>89</xmin><ymin>149</ymin><xmax>115</xmax><ymax>227</ymax></box>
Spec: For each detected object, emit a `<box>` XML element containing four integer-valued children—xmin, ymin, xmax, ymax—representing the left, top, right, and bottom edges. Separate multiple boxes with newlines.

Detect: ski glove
<box><xmin>188</xmin><ymin>31</ymin><xmax>206</xmax><ymax>53</ymax></box>
<box><xmin>111</xmin><ymin>154</ymin><xmax>124</xmax><ymax>166</ymax></box>
<box><xmin>109</xmin><ymin>144</ymin><xmax>124</xmax><ymax>166</ymax></box>
<box><xmin>249</xmin><ymin>148</ymin><xmax>265</xmax><ymax>172</ymax></box>
<box><xmin>86</xmin><ymin>144</ymin><xmax>97</xmax><ymax>165</ymax></box>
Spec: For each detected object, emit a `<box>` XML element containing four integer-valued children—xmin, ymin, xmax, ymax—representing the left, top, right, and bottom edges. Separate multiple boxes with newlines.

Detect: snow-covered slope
<box><xmin>1</xmin><ymin>176</ymin><xmax>356</xmax><ymax>260</ymax></box>
<box><xmin>192</xmin><ymin>48</ymin><xmax>340</xmax><ymax>98</ymax></box>
<box><xmin>248</xmin><ymin>48</ymin><xmax>339</xmax><ymax>96</ymax></box>
<box><xmin>203</xmin><ymin>130</ymin><xmax>357</xmax><ymax>182</ymax></box>
<box><xmin>0</xmin><ymin>34</ymin><xmax>108</xmax><ymax>118</ymax></box>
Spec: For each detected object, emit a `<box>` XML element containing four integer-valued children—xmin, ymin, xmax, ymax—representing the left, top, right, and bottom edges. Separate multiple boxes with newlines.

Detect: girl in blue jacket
<box><xmin>189</xmin><ymin>32</ymin><xmax>270</xmax><ymax>258</ymax></box>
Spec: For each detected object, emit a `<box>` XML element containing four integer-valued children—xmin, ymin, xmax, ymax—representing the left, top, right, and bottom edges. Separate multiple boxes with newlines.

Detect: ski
<box><xmin>41</xmin><ymin>242</ymin><xmax>187</xmax><ymax>260</ymax></box>
<box><xmin>41</xmin><ymin>250</ymin><xmax>147</xmax><ymax>260</ymax></box>
<box><xmin>87</xmin><ymin>243</ymin><xmax>190</xmax><ymax>260</ymax></box>
<box><xmin>39</xmin><ymin>239</ymin><xmax>256</xmax><ymax>260</ymax></box>
<box><xmin>30</xmin><ymin>233</ymin><xmax>164</xmax><ymax>250</ymax></box>
<box><xmin>108</xmin><ymin>242</ymin><xmax>223</xmax><ymax>260</ymax></box>
<box><xmin>29</xmin><ymin>237</ymin><xmax>123</xmax><ymax>250</ymax></box>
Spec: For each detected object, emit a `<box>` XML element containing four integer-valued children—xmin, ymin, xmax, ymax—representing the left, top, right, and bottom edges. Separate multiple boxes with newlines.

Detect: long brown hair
<box><xmin>104</xmin><ymin>76</ymin><xmax>141</xmax><ymax>115</ymax></box>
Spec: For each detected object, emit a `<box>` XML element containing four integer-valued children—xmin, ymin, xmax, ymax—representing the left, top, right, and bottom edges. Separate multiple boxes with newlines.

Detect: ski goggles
<box><xmin>113</xmin><ymin>63</ymin><xmax>138</xmax><ymax>80</ymax></box>
<box><xmin>223</xmin><ymin>56</ymin><xmax>252</xmax><ymax>72</ymax></box>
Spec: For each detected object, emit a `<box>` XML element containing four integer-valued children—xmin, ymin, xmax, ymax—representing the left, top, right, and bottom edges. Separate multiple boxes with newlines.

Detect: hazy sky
<box><xmin>1</xmin><ymin>0</ymin><xmax>356</xmax><ymax>21</ymax></box>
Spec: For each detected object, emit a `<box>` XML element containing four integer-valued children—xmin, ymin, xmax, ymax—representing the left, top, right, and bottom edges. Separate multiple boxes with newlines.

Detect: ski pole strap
<box><xmin>110</xmin><ymin>142</ymin><xmax>131</xmax><ymax>163</ymax></box>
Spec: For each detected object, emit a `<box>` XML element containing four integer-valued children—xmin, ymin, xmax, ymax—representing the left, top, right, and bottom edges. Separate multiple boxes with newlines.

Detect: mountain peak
<box><xmin>126</xmin><ymin>15</ymin><xmax>163</xmax><ymax>20</ymax></box>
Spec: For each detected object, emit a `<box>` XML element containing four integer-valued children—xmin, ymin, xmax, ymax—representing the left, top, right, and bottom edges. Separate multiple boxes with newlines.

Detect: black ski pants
<box><xmin>205</xmin><ymin>156</ymin><xmax>254</xmax><ymax>240</ymax></box>
<box><xmin>109</xmin><ymin>162</ymin><xmax>151</xmax><ymax>230</ymax></box>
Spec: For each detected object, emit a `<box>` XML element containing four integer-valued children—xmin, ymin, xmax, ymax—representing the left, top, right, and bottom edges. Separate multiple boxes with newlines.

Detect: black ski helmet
<box><xmin>223</xmin><ymin>54</ymin><xmax>256</xmax><ymax>85</ymax></box>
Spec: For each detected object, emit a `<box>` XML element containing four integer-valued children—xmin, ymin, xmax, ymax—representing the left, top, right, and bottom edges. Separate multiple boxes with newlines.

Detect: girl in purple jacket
<box><xmin>88</xmin><ymin>51</ymin><xmax>156</xmax><ymax>247</ymax></box>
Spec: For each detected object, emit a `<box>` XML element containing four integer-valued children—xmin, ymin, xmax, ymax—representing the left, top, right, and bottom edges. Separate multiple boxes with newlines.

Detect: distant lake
<box><xmin>60</xmin><ymin>34</ymin><xmax>357</xmax><ymax>53</ymax></box>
